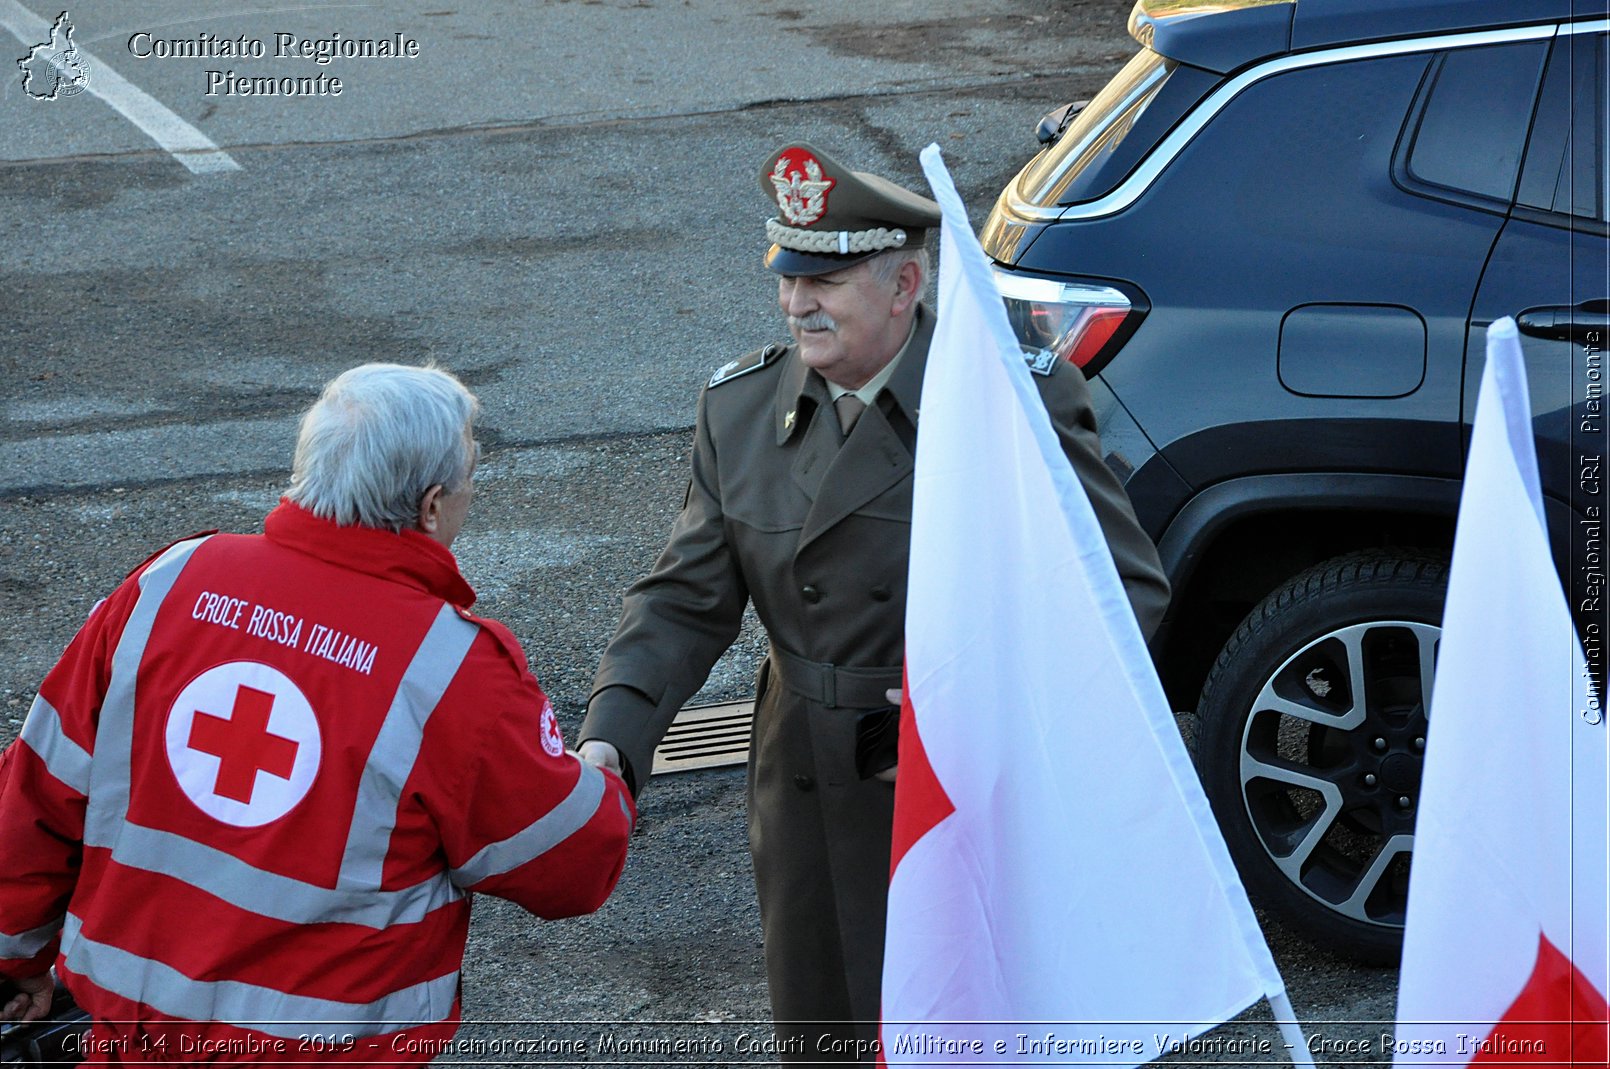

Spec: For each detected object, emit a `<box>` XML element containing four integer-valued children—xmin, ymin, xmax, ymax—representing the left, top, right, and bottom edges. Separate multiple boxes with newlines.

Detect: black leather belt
<box><xmin>768</xmin><ymin>645</ymin><xmax>901</xmax><ymax>709</ymax></box>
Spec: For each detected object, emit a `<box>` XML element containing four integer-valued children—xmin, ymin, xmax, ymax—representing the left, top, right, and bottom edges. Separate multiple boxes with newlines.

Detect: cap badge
<box><xmin>770</xmin><ymin>148</ymin><xmax>835</xmax><ymax>227</ymax></box>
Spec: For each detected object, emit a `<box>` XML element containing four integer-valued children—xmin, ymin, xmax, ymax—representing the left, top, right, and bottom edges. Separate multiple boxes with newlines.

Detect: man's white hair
<box><xmin>286</xmin><ymin>363</ymin><xmax>479</xmax><ymax>532</ymax></box>
<box><xmin>865</xmin><ymin>245</ymin><xmax>932</xmax><ymax>294</ymax></box>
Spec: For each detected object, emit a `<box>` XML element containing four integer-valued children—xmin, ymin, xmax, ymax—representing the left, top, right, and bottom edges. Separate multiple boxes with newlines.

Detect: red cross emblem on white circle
<box><xmin>164</xmin><ymin>661</ymin><xmax>322</xmax><ymax>827</ymax></box>
<box><xmin>539</xmin><ymin>699</ymin><xmax>564</xmax><ymax>758</ymax></box>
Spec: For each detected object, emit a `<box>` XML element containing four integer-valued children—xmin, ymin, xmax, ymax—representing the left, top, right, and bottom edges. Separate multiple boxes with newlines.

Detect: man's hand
<box><xmin>875</xmin><ymin>688</ymin><xmax>903</xmax><ymax>783</ymax></box>
<box><xmin>0</xmin><ymin>972</ymin><xmax>54</xmax><ymax>1023</ymax></box>
<box><xmin>578</xmin><ymin>740</ymin><xmax>623</xmax><ymax>778</ymax></box>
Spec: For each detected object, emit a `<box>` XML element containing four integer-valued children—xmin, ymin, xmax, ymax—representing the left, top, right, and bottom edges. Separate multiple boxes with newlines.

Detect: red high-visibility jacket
<box><xmin>0</xmin><ymin>501</ymin><xmax>633</xmax><ymax>1063</ymax></box>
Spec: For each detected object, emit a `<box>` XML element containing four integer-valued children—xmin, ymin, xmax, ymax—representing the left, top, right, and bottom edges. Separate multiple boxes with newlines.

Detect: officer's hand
<box><xmin>876</xmin><ymin>688</ymin><xmax>903</xmax><ymax>783</ymax></box>
<box><xmin>0</xmin><ymin>971</ymin><xmax>54</xmax><ymax>1023</ymax></box>
<box><xmin>578</xmin><ymin>740</ymin><xmax>623</xmax><ymax>778</ymax></box>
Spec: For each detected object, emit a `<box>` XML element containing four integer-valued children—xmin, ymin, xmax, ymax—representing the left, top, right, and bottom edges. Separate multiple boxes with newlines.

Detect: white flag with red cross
<box><xmin>877</xmin><ymin>144</ymin><xmax>1313</xmax><ymax>1067</ymax></box>
<box><xmin>1392</xmin><ymin>318</ymin><xmax>1608</xmax><ymax>1067</ymax></box>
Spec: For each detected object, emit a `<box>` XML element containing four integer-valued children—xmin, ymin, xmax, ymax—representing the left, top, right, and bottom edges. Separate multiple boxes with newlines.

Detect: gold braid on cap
<box><xmin>766</xmin><ymin>217</ymin><xmax>908</xmax><ymax>256</ymax></box>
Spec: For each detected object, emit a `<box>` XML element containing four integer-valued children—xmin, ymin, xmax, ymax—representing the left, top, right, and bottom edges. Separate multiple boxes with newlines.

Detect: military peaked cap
<box><xmin>760</xmin><ymin>141</ymin><xmax>941</xmax><ymax>277</ymax></box>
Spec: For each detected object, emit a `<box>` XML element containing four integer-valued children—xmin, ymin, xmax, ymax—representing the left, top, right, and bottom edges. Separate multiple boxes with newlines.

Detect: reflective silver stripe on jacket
<box><xmin>450</xmin><ymin>760</ymin><xmax>607</xmax><ymax>887</ymax></box>
<box><xmin>0</xmin><ymin>918</ymin><xmax>63</xmax><ymax>961</ymax></box>
<box><xmin>60</xmin><ymin>915</ymin><xmax>457</xmax><ymax>1041</ymax></box>
<box><xmin>20</xmin><ymin>694</ymin><xmax>91</xmax><ymax>796</ymax></box>
<box><xmin>341</xmin><ymin>605</ymin><xmax>479</xmax><ymax>885</ymax></box>
<box><xmin>98</xmin><ymin>823</ymin><xmax>463</xmax><ymax>928</ymax></box>
<box><xmin>86</xmin><ymin>536</ymin><xmax>211</xmax><ymax>831</ymax></box>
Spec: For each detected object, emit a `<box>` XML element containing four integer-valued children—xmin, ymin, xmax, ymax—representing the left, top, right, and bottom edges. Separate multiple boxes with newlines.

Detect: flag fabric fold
<box><xmin>879</xmin><ymin>143</ymin><xmax>1305</xmax><ymax>1067</ymax></box>
<box><xmin>1393</xmin><ymin>317</ymin><xmax>1608</xmax><ymax>1067</ymax></box>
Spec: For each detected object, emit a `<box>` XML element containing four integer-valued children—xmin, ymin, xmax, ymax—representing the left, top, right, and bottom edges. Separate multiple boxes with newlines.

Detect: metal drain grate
<box><xmin>651</xmin><ymin>699</ymin><xmax>754</xmax><ymax>775</ymax></box>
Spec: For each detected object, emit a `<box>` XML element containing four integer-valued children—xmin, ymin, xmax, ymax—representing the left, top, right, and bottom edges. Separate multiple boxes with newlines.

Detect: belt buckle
<box><xmin>820</xmin><ymin>662</ymin><xmax>837</xmax><ymax>708</ymax></box>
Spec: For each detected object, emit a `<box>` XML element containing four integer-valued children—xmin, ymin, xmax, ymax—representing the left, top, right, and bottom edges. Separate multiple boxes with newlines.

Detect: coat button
<box><xmin>793</xmin><ymin>774</ymin><xmax>815</xmax><ymax>791</ymax></box>
<box><xmin>870</xmin><ymin>585</ymin><xmax>892</xmax><ymax>602</ymax></box>
<box><xmin>801</xmin><ymin>585</ymin><xmax>822</xmax><ymax>603</ymax></box>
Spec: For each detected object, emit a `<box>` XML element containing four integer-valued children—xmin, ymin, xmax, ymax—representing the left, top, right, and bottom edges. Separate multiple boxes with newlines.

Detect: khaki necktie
<box><xmin>835</xmin><ymin>394</ymin><xmax>867</xmax><ymax>436</ymax></box>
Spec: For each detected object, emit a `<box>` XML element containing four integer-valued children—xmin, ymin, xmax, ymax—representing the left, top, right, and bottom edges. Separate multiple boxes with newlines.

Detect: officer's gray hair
<box><xmin>866</xmin><ymin>245</ymin><xmax>932</xmax><ymax>295</ymax></box>
<box><xmin>286</xmin><ymin>363</ymin><xmax>480</xmax><ymax>532</ymax></box>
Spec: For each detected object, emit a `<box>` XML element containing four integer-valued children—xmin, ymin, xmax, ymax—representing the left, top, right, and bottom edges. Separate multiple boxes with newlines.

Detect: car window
<box><xmin>1602</xmin><ymin>35</ymin><xmax>1609</xmax><ymax>221</ymax></box>
<box><xmin>1599</xmin><ymin>35</ymin><xmax>1609</xmax><ymax>221</ymax></box>
<box><xmin>1517</xmin><ymin>31</ymin><xmax>1605</xmax><ymax>223</ymax></box>
<box><xmin>1403</xmin><ymin>40</ymin><xmax>1548</xmax><ymax>205</ymax></box>
<box><xmin>1014</xmin><ymin>49</ymin><xmax>1217</xmax><ymax>208</ymax></box>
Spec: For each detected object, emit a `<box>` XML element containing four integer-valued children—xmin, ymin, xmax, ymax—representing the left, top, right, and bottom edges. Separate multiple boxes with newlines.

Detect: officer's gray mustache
<box><xmin>790</xmin><ymin>313</ymin><xmax>838</xmax><ymax>333</ymax></box>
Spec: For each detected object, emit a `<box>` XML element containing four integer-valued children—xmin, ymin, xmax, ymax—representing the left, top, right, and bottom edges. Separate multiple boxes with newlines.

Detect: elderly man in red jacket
<box><xmin>0</xmin><ymin>363</ymin><xmax>633</xmax><ymax>1063</ymax></box>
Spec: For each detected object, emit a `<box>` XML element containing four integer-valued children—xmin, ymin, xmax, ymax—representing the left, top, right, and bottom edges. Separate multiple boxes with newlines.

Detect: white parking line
<box><xmin>0</xmin><ymin>0</ymin><xmax>240</xmax><ymax>174</ymax></box>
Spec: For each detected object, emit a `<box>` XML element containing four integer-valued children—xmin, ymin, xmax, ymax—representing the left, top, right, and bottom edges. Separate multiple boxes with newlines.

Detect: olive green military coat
<box><xmin>582</xmin><ymin>306</ymin><xmax>1169</xmax><ymax>1062</ymax></box>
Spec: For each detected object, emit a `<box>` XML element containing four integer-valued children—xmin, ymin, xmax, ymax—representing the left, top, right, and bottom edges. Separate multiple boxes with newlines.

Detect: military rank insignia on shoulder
<box><xmin>1023</xmin><ymin>347</ymin><xmax>1059</xmax><ymax>377</ymax></box>
<box><xmin>709</xmin><ymin>343</ymin><xmax>784</xmax><ymax>388</ymax></box>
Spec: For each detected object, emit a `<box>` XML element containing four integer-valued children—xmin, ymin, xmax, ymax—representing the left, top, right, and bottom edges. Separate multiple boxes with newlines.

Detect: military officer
<box><xmin>579</xmin><ymin>142</ymin><xmax>1170</xmax><ymax>1065</ymax></box>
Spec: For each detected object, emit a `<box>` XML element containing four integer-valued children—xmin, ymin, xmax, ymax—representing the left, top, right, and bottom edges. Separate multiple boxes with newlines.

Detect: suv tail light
<box><xmin>991</xmin><ymin>269</ymin><xmax>1146</xmax><ymax>376</ymax></box>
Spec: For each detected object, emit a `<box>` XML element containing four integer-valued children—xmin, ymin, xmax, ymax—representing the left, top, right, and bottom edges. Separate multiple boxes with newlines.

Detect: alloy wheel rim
<box><xmin>1236</xmin><ymin>619</ymin><xmax>1441</xmax><ymax>929</ymax></box>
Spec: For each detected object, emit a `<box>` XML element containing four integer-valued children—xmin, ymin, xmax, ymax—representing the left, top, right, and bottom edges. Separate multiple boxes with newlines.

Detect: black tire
<box><xmin>1196</xmin><ymin>549</ymin><xmax>1448</xmax><ymax>965</ymax></box>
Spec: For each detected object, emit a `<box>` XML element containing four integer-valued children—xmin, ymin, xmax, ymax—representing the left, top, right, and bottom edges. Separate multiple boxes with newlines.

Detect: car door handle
<box><xmin>1514</xmin><ymin>305</ymin><xmax>1610</xmax><ymax>342</ymax></box>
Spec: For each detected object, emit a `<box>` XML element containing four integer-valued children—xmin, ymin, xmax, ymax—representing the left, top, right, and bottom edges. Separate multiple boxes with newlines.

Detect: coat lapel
<box><xmin>882</xmin><ymin>307</ymin><xmax>932</xmax><ymax>439</ymax></box>
<box><xmin>781</xmin><ymin>352</ymin><xmax>838</xmax><ymax>503</ymax></box>
<box><xmin>797</xmin><ymin>402</ymin><xmax>914</xmax><ymax>550</ymax></box>
<box><xmin>795</xmin><ymin>308</ymin><xmax>933</xmax><ymax>553</ymax></box>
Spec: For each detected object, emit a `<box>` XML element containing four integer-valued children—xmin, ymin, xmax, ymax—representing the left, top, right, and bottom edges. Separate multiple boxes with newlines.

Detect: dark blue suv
<box><xmin>984</xmin><ymin>0</ymin><xmax>1609</xmax><ymax>962</ymax></box>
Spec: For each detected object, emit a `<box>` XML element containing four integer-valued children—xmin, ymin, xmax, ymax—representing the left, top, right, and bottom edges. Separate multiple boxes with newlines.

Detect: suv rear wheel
<box><xmin>1196</xmin><ymin>550</ymin><xmax>1448</xmax><ymax>964</ymax></box>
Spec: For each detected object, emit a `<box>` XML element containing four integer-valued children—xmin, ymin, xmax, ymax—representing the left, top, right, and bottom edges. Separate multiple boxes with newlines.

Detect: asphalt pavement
<box><xmin>1</xmin><ymin>1</ymin><xmax>1399</xmax><ymax>1065</ymax></box>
